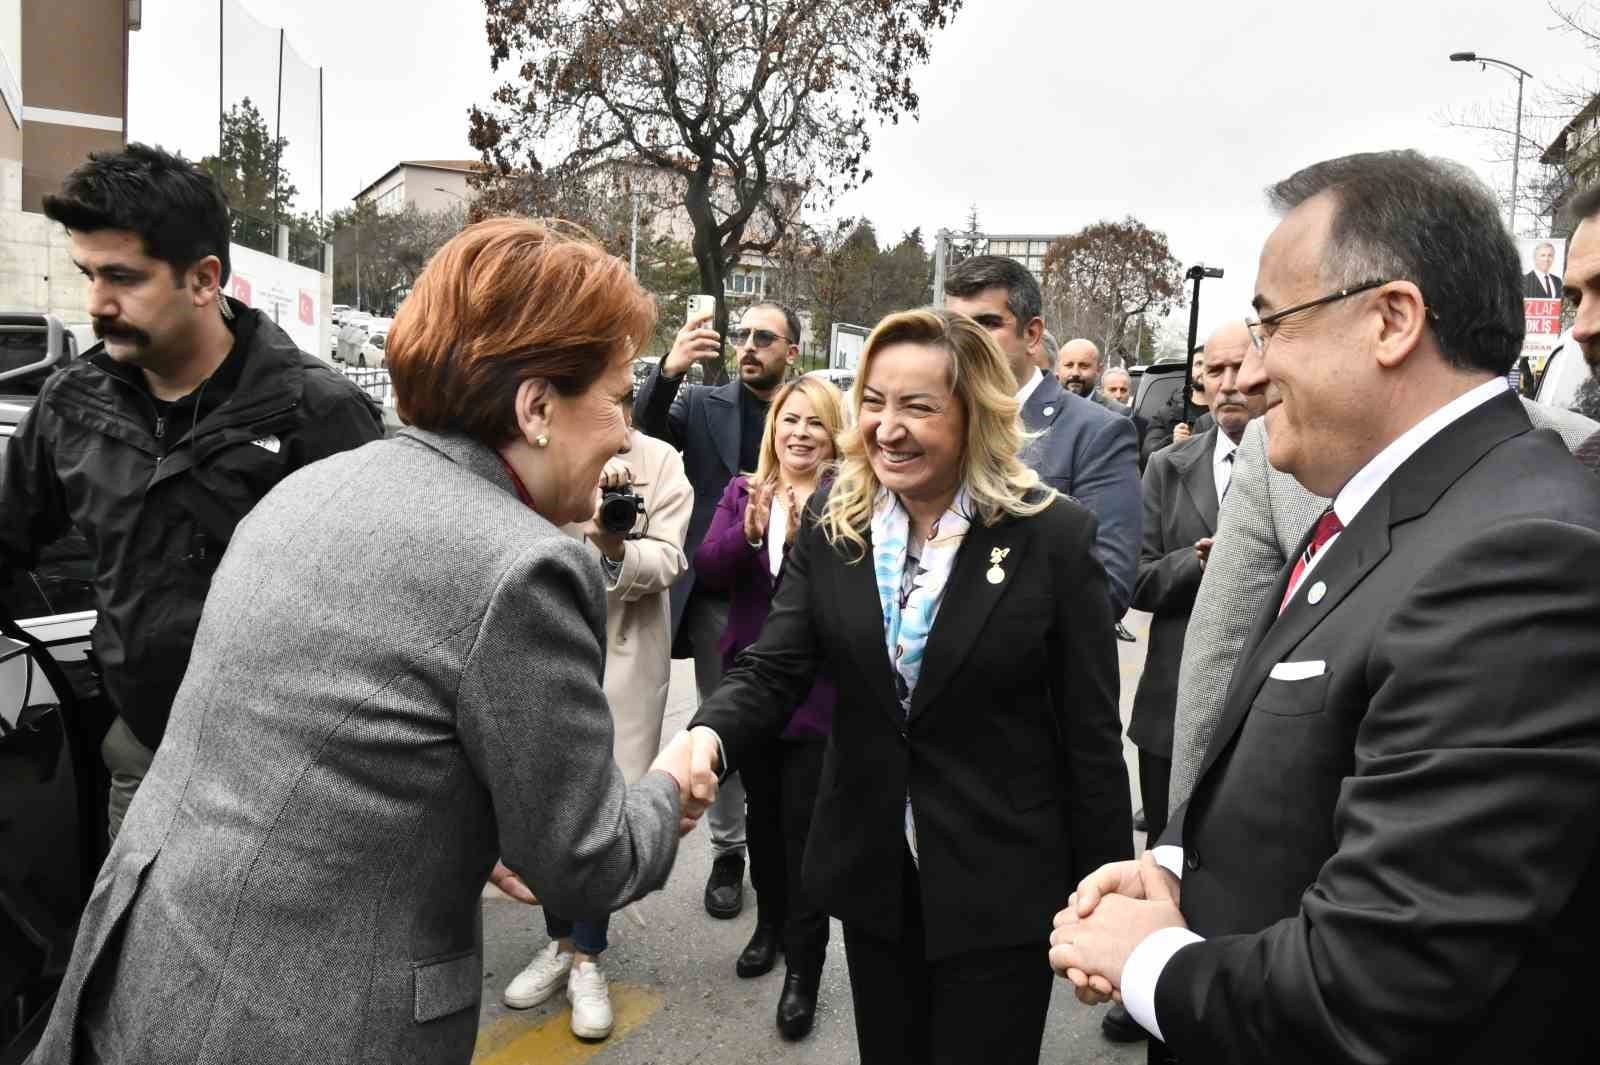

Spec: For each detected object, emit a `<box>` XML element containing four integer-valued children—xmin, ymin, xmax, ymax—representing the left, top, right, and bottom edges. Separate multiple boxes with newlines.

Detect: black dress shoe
<box><xmin>1101</xmin><ymin>1001</ymin><xmax>1147</xmax><ymax>1043</ymax></box>
<box><xmin>776</xmin><ymin>954</ymin><xmax>823</xmax><ymax>1040</ymax></box>
<box><xmin>737</xmin><ymin>922</ymin><xmax>781</xmax><ymax>977</ymax></box>
<box><xmin>704</xmin><ymin>852</ymin><xmax>745</xmax><ymax>919</ymax></box>
<box><xmin>1134</xmin><ymin>808</ymin><xmax>1148</xmax><ymax>832</ymax></box>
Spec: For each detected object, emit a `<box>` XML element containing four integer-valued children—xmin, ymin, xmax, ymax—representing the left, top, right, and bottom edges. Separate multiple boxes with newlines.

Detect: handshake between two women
<box><xmin>649</xmin><ymin>726</ymin><xmax>725</xmax><ymax>836</ymax></box>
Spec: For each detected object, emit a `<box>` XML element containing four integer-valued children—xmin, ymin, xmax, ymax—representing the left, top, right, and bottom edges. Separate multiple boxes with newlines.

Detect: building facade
<box><xmin>354</xmin><ymin>160</ymin><xmax>484</xmax><ymax>215</ymax></box>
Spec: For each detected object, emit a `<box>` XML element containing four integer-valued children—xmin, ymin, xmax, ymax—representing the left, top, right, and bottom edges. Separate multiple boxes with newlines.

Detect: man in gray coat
<box><xmin>1169</xmin><ymin>396</ymin><xmax>1600</xmax><ymax>811</ymax></box>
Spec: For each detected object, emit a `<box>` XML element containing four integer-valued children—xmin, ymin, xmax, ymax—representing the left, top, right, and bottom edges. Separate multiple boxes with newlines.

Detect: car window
<box><xmin>0</xmin><ymin>328</ymin><xmax>52</xmax><ymax>397</ymax></box>
<box><xmin>370</xmin><ymin>334</ymin><xmax>386</xmax><ymax>350</ymax></box>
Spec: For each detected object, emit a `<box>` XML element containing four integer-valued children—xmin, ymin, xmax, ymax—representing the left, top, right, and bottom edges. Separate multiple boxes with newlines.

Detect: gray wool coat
<box><xmin>28</xmin><ymin>428</ymin><xmax>681</xmax><ymax>1065</ymax></box>
<box><xmin>1168</xmin><ymin>397</ymin><xmax>1600</xmax><ymax>812</ymax></box>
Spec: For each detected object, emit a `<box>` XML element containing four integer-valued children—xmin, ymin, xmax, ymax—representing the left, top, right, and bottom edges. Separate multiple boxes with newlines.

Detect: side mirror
<box><xmin>0</xmin><ymin>314</ymin><xmax>71</xmax><ymax>389</ymax></box>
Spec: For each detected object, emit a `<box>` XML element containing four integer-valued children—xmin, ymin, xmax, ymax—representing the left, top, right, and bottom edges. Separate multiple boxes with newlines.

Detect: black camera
<box><xmin>597</xmin><ymin>485</ymin><xmax>646</xmax><ymax>535</ymax></box>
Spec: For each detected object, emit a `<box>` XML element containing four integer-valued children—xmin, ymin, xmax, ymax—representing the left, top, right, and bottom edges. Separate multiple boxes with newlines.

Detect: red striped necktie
<box><xmin>1279</xmin><ymin>509</ymin><xmax>1344</xmax><ymax>615</ymax></box>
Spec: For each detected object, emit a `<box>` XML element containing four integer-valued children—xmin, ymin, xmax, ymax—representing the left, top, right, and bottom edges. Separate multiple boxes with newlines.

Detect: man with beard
<box><xmin>0</xmin><ymin>144</ymin><xmax>383</xmax><ymax>837</ymax></box>
<box><xmin>1058</xmin><ymin>338</ymin><xmax>1133</xmax><ymax>416</ymax></box>
<box><xmin>1556</xmin><ymin>184</ymin><xmax>1600</xmax><ymax>472</ymax></box>
<box><xmin>635</xmin><ymin>300</ymin><xmax>800</xmax><ymax>923</ymax></box>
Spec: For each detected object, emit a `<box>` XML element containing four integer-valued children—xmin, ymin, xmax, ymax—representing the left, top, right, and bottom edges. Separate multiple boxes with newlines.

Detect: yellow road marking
<box><xmin>472</xmin><ymin>985</ymin><xmax>662</xmax><ymax>1065</ymax></box>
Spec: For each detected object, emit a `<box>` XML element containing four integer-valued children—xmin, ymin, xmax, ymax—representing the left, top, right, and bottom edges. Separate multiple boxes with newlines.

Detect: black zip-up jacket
<box><xmin>0</xmin><ymin>298</ymin><xmax>384</xmax><ymax>748</ymax></box>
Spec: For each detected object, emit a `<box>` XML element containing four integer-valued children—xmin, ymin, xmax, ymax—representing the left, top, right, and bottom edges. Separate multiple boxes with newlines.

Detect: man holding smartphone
<box><xmin>634</xmin><ymin>298</ymin><xmax>801</xmax><ymax>925</ymax></box>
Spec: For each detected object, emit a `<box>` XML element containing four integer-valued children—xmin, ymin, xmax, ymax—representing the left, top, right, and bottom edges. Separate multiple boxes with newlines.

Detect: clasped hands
<box><xmin>1048</xmin><ymin>851</ymin><xmax>1186</xmax><ymax>1005</ymax></box>
<box><xmin>649</xmin><ymin>726</ymin><xmax>724</xmax><ymax>836</ymax></box>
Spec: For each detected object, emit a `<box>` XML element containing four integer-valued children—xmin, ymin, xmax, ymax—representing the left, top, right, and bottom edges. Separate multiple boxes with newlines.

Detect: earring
<box><xmin>535</xmin><ymin>434</ymin><xmax>550</xmax><ymax>449</ymax></box>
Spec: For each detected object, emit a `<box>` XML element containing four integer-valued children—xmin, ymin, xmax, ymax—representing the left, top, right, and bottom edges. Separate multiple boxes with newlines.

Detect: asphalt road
<box><xmin>471</xmin><ymin>613</ymin><xmax>1155</xmax><ymax>1065</ymax></box>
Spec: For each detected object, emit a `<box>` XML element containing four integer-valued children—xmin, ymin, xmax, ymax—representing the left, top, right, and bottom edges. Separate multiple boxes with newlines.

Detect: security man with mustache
<box><xmin>0</xmin><ymin>145</ymin><xmax>382</xmax><ymax>840</ymax></box>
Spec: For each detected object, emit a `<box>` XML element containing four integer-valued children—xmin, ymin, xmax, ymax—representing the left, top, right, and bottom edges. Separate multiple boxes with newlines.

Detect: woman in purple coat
<box><xmin>694</xmin><ymin>374</ymin><xmax>845</xmax><ymax>1040</ymax></box>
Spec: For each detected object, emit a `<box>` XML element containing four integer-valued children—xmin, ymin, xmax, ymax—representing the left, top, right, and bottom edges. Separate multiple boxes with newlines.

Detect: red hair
<box><xmin>386</xmin><ymin>217</ymin><xmax>656</xmax><ymax>444</ymax></box>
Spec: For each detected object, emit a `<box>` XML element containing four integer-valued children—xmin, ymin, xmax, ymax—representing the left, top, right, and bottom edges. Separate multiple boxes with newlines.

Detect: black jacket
<box><xmin>0</xmin><ymin>300</ymin><xmax>383</xmax><ymax>747</ymax></box>
<box><xmin>692</xmin><ymin>489</ymin><xmax>1132</xmax><ymax>959</ymax></box>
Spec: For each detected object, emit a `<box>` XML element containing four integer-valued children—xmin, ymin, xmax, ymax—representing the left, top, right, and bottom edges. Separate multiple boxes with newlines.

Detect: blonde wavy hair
<box><xmin>821</xmin><ymin>308</ymin><xmax>1053</xmax><ymax>558</ymax></box>
<box><xmin>749</xmin><ymin>375</ymin><xmax>847</xmax><ymax>485</ymax></box>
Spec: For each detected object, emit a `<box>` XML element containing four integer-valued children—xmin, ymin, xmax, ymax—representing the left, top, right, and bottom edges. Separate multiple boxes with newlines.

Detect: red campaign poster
<box><xmin>299</xmin><ymin>290</ymin><xmax>314</xmax><ymax>326</ymax></box>
<box><xmin>231</xmin><ymin>276</ymin><xmax>252</xmax><ymax>305</ymax></box>
<box><xmin>1524</xmin><ymin>297</ymin><xmax>1562</xmax><ymax>336</ymax></box>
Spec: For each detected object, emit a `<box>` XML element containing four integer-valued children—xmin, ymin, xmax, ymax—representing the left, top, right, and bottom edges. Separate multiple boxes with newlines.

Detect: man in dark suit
<box><xmin>944</xmin><ymin>256</ymin><xmax>1141</xmax><ymax>617</ymax></box>
<box><xmin>635</xmin><ymin>300</ymin><xmax>799</xmax><ymax>919</ymax></box>
<box><xmin>1051</xmin><ymin>150</ymin><xmax>1600</xmax><ymax>1065</ymax></box>
<box><xmin>1522</xmin><ymin>240</ymin><xmax>1563</xmax><ymax>298</ymax></box>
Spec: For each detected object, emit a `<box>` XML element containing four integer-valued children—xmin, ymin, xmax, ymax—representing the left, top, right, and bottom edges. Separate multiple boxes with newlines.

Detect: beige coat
<box><xmin>566</xmin><ymin>430</ymin><xmax>693</xmax><ymax>782</ymax></box>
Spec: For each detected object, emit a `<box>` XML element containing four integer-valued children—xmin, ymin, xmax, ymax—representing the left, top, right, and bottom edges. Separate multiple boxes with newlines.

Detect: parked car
<box><xmin>1132</xmin><ymin>358</ymin><xmax>1190</xmax><ymax>423</ymax></box>
<box><xmin>631</xmin><ymin>355</ymin><xmax>704</xmax><ymax>390</ymax></box>
<box><xmin>0</xmin><ymin>314</ymin><xmax>101</xmax><ymax>1057</ymax></box>
<box><xmin>1535</xmin><ymin>330</ymin><xmax>1592</xmax><ymax>413</ymax></box>
<box><xmin>805</xmin><ymin>366</ymin><xmax>855</xmax><ymax>394</ymax></box>
<box><xmin>356</xmin><ymin>317</ymin><xmax>395</xmax><ymax>369</ymax></box>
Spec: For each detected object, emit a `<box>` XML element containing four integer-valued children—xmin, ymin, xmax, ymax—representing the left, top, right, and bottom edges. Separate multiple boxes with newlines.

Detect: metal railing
<box><xmin>339</xmin><ymin>366</ymin><xmax>394</xmax><ymax>408</ymax></box>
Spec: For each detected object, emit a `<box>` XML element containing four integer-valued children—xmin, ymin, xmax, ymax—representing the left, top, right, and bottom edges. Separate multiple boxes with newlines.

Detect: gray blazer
<box><xmin>1019</xmin><ymin>371</ymin><xmax>1142</xmax><ymax>617</ymax></box>
<box><xmin>29</xmin><ymin>429</ymin><xmax>681</xmax><ymax>1065</ymax></box>
<box><xmin>1169</xmin><ymin>398</ymin><xmax>1600</xmax><ymax>811</ymax></box>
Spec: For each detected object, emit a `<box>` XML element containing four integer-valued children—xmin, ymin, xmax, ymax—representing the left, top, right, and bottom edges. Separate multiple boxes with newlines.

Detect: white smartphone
<box><xmin>686</xmin><ymin>294</ymin><xmax>716</xmax><ymax>324</ymax></box>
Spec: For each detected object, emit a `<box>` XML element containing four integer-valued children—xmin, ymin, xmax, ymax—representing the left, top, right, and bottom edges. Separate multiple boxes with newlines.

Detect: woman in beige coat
<box><xmin>495</xmin><ymin>414</ymin><xmax>693</xmax><ymax>1040</ymax></box>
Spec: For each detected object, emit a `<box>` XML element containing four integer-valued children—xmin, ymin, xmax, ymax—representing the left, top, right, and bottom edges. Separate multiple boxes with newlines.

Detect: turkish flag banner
<box><xmin>232</xmin><ymin>276</ymin><xmax>252</xmax><ymax>305</ymax></box>
<box><xmin>299</xmin><ymin>290</ymin><xmax>315</xmax><ymax>326</ymax></box>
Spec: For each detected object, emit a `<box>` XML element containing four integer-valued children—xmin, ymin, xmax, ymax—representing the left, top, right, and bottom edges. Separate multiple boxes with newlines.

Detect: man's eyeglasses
<box><xmin>728</xmin><ymin>328</ymin><xmax>791</xmax><ymax>348</ymax></box>
<box><xmin>1245</xmin><ymin>279</ymin><xmax>1395</xmax><ymax>352</ymax></box>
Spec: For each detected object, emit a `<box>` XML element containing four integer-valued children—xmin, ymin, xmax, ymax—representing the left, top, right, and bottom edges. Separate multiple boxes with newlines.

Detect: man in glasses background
<box><xmin>1052</xmin><ymin>150</ymin><xmax>1600</xmax><ymax>1065</ymax></box>
<box><xmin>635</xmin><ymin>299</ymin><xmax>801</xmax><ymax>924</ymax></box>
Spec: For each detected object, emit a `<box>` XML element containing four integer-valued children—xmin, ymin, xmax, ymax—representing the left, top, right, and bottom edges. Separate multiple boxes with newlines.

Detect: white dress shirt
<box><xmin>1121</xmin><ymin>375</ymin><xmax>1512</xmax><ymax>1043</ymax></box>
<box><xmin>1015</xmin><ymin>366</ymin><xmax>1047</xmax><ymax>408</ymax></box>
<box><xmin>1212</xmin><ymin>430</ymin><xmax>1239</xmax><ymax>507</ymax></box>
<box><xmin>767</xmin><ymin>492</ymin><xmax>788</xmax><ymax>578</ymax></box>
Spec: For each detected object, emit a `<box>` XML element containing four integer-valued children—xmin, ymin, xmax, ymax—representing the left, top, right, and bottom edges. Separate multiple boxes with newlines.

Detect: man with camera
<box><xmin>635</xmin><ymin>300</ymin><xmax>801</xmax><ymax>920</ymax></box>
<box><xmin>497</xmin><ymin>401</ymin><xmax>693</xmax><ymax>1040</ymax></box>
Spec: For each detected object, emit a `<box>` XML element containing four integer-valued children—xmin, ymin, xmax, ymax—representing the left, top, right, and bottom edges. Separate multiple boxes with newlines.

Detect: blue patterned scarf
<box><xmin>871</xmin><ymin>486</ymin><xmax>973</xmax><ymax>713</ymax></box>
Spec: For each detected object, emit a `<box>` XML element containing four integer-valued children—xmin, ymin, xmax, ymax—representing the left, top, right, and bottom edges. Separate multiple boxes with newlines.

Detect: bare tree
<box><xmin>468</xmin><ymin>0</ymin><xmax>963</xmax><ymax>381</ymax></box>
<box><xmin>1040</xmin><ymin>218</ymin><xmax>1185</xmax><ymax>368</ymax></box>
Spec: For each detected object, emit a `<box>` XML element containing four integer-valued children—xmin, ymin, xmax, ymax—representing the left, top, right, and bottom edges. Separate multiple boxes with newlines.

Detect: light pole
<box><xmin>1451</xmin><ymin>51</ymin><xmax>1535</xmax><ymax>235</ymax></box>
<box><xmin>1183</xmin><ymin>264</ymin><xmax>1223</xmax><ymax>422</ymax></box>
<box><xmin>433</xmin><ymin>186</ymin><xmax>468</xmax><ymax>208</ymax></box>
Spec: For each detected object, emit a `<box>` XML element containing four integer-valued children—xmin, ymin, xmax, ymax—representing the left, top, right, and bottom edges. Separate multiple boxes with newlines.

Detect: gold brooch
<box><xmin>987</xmin><ymin>547</ymin><xmax>1010</xmax><ymax>585</ymax></box>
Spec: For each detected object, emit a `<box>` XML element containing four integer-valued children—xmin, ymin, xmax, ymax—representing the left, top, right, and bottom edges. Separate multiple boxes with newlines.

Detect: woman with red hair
<box><xmin>29</xmin><ymin>219</ymin><xmax>696</xmax><ymax>1065</ymax></box>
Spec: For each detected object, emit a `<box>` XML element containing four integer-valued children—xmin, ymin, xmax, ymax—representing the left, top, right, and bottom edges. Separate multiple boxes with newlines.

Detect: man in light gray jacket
<box><xmin>1169</xmin><ymin>397</ymin><xmax>1600</xmax><ymax>811</ymax></box>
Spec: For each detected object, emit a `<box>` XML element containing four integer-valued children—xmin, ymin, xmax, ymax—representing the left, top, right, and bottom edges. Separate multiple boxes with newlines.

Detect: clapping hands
<box><xmin>650</xmin><ymin>727</ymin><xmax>724</xmax><ymax>835</ymax></box>
<box><xmin>1048</xmin><ymin>852</ymin><xmax>1186</xmax><ymax>1005</ymax></box>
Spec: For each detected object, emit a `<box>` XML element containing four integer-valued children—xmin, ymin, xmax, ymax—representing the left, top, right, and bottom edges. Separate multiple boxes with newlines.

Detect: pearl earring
<box><xmin>535</xmin><ymin>433</ymin><xmax>550</xmax><ymax>448</ymax></box>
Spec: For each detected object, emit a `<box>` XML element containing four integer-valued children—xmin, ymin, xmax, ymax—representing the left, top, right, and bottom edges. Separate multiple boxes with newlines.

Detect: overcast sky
<box><xmin>129</xmin><ymin>0</ymin><xmax>1600</xmax><ymax>337</ymax></box>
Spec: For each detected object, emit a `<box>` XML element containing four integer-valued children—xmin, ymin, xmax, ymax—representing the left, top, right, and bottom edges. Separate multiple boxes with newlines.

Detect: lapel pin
<box><xmin>1308</xmin><ymin>581</ymin><xmax>1327</xmax><ymax>605</ymax></box>
<box><xmin>987</xmin><ymin>547</ymin><xmax>1010</xmax><ymax>585</ymax></box>
<box><xmin>1042</xmin><ymin>406</ymin><xmax>1055</xmax><ymax>417</ymax></box>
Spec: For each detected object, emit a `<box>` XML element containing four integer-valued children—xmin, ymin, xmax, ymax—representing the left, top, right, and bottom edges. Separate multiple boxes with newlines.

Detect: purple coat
<box><xmin>693</xmin><ymin>475</ymin><xmax>836</xmax><ymax>740</ymax></box>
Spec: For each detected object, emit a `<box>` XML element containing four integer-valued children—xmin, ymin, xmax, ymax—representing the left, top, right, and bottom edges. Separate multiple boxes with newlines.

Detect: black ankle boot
<box><xmin>736</xmin><ymin>922</ymin><xmax>781</xmax><ymax>977</ymax></box>
<box><xmin>775</xmin><ymin>951</ymin><xmax>823</xmax><ymax>1040</ymax></box>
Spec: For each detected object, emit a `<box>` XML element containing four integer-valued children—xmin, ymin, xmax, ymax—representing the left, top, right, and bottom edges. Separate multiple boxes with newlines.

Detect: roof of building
<box><xmin>355</xmin><ymin>159</ymin><xmax>489</xmax><ymax>202</ymax></box>
<box><xmin>1543</xmin><ymin>94</ymin><xmax>1600</xmax><ymax>166</ymax></box>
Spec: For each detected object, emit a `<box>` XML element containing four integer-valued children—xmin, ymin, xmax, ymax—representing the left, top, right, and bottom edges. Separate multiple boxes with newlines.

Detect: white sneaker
<box><xmin>566</xmin><ymin>960</ymin><xmax>614</xmax><ymax>1040</ymax></box>
<box><xmin>502</xmin><ymin>941</ymin><xmax>573</xmax><ymax>1009</ymax></box>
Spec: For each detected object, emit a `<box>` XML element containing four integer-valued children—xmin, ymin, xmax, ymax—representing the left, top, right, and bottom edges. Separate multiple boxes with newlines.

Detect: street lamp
<box><xmin>1183</xmin><ymin>264</ymin><xmax>1223</xmax><ymax>421</ymax></box>
<box><xmin>1450</xmin><ymin>51</ymin><xmax>1535</xmax><ymax>235</ymax></box>
<box><xmin>433</xmin><ymin>186</ymin><xmax>468</xmax><ymax>205</ymax></box>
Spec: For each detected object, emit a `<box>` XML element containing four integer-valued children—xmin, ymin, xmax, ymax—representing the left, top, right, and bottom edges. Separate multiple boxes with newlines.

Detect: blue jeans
<box><xmin>544</xmin><ymin>910</ymin><xmax>609</xmax><ymax>955</ymax></box>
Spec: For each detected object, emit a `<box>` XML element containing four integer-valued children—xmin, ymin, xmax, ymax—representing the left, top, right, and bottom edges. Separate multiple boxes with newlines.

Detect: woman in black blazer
<box><xmin>679</xmin><ymin>308</ymin><xmax>1133</xmax><ymax>1064</ymax></box>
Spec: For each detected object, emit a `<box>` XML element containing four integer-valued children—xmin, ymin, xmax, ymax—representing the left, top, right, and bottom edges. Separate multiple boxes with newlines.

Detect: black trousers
<box><xmin>1138</xmin><ymin>749</ymin><xmax>1172</xmax><ymax>846</ymax></box>
<box><xmin>842</xmin><ymin>851</ymin><xmax>1053</xmax><ymax>1065</ymax></box>
<box><xmin>741</xmin><ymin>736</ymin><xmax>829</xmax><ymax>957</ymax></box>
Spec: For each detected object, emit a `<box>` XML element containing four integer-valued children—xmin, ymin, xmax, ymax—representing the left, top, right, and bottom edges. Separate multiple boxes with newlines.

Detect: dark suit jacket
<box><xmin>1523</xmin><ymin>269</ymin><xmax>1563</xmax><ymax>299</ymax></box>
<box><xmin>1018</xmin><ymin>372</ymin><xmax>1141</xmax><ymax>616</ymax></box>
<box><xmin>1155</xmin><ymin>392</ymin><xmax>1600</xmax><ymax>1065</ymax></box>
<box><xmin>634</xmin><ymin>364</ymin><xmax>753</xmax><ymax>640</ymax></box>
<box><xmin>691</xmin><ymin>490</ymin><xmax>1132</xmax><ymax>960</ymax></box>
<box><xmin>1127</xmin><ymin>427</ymin><xmax>1220</xmax><ymax>757</ymax></box>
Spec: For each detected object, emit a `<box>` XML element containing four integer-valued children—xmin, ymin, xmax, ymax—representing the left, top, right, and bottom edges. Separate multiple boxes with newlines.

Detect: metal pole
<box><xmin>931</xmin><ymin>229</ymin><xmax>950</xmax><ymax>306</ymax></box>
<box><xmin>319</xmin><ymin>67</ymin><xmax>325</xmax><ymax>227</ymax></box>
<box><xmin>217</xmin><ymin>0</ymin><xmax>224</xmax><ymax>159</ymax></box>
<box><xmin>1511</xmin><ymin>71</ymin><xmax>1525</xmax><ymax>235</ymax></box>
<box><xmin>1183</xmin><ymin>274</ymin><xmax>1202</xmax><ymax>423</ymax></box>
<box><xmin>630</xmin><ymin>191</ymin><xmax>640</xmax><ymax>275</ymax></box>
<box><xmin>273</xmin><ymin>28</ymin><xmax>284</xmax><ymax>229</ymax></box>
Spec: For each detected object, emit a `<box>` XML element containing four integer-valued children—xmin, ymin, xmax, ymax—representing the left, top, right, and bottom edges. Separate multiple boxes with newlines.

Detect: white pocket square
<box><xmin>1269</xmin><ymin>659</ymin><xmax>1326</xmax><ymax>681</ymax></box>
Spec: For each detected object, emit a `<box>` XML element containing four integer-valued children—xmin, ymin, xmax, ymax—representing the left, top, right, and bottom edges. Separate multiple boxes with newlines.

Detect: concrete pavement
<box><xmin>471</xmin><ymin>613</ymin><xmax>1155</xmax><ymax>1064</ymax></box>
